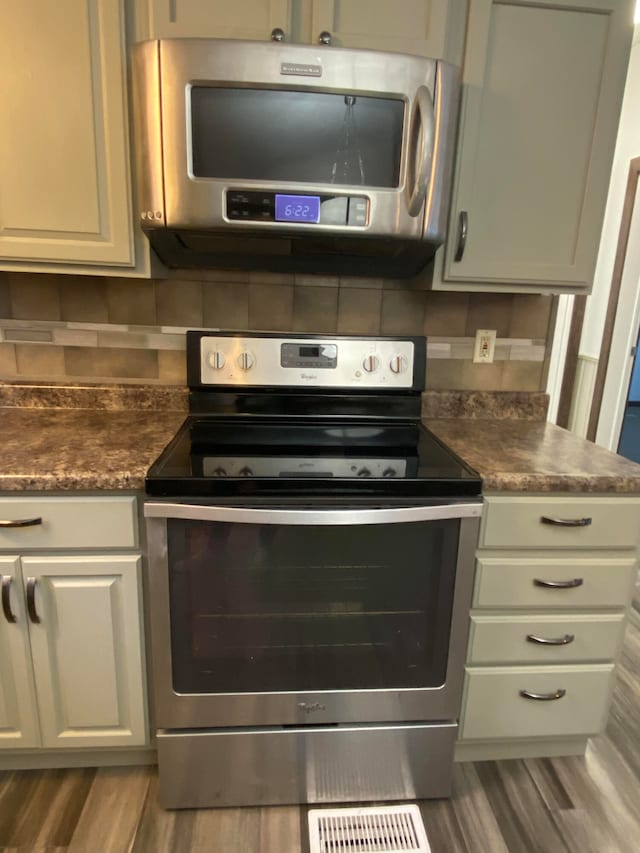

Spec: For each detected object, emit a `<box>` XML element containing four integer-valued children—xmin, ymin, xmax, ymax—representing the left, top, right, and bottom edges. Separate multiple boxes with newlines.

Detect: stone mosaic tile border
<box><xmin>0</xmin><ymin>319</ymin><xmax>546</xmax><ymax>362</ymax></box>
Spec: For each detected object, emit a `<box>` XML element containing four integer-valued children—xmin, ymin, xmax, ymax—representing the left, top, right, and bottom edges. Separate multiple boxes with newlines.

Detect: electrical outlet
<box><xmin>473</xmin><ymin>329</ymin><xmax>497</xmax><ymax>364</ymax></box>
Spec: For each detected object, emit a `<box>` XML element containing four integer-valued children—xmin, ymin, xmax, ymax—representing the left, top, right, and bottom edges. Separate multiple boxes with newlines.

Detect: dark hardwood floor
<box><xmin>2</xmin><ymin>597</ymin><xmax>639</xmax><ymax>852</ymax></box>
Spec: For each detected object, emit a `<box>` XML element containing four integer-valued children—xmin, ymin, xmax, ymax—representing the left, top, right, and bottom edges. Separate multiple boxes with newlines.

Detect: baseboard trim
<box><xmin>454</xmin><ymin>737</ymin><xmax>588</xmax><ymax>762</ymax></box>
<box><xmin>0</xmin><ymin>747</ymin><xmax>157</xmax><ymax>771</ymax></box>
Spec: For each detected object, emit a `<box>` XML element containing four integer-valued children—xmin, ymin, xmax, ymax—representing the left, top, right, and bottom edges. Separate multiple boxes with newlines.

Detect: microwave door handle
<box><xmin>145</xmin><ymin>502</ymin><xmax>482</xmax><ymax>525</ymax></box>
<box><xmin>406</xmin><ymin>86</ymin><xmax>436</xmax><ymax>218</ymax></box>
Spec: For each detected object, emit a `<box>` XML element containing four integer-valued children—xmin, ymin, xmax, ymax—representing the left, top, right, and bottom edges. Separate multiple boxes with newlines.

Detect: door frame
<box><xmin>590</xmin><ymin>157</ymin><xmax>640</xmax><ymax>447</ymax></box>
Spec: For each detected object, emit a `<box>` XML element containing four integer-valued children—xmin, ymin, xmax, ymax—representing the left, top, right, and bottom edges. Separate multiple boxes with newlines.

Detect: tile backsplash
<box><xmin>0</xmin><ymin>270</ymin><xmax>554</xmax><ymax>390</ymax></box>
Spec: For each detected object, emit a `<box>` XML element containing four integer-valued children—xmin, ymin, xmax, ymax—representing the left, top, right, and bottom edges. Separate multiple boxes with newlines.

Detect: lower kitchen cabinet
<box><xmin>0</xmin><ymin>557</ymin><xmax>40</xmax><ymax>749</ymax></box>
<box><xmin>462</xmin><ymin>663</ymin><xmax>616</xmax><ymax>740</ymax></box>
<box><xmin>457</xmin><ymin>493</ymin><xmax>640</xmax><ymax>759</ymax></box>
<box><xmin>0</xmin><ymin>496</ymin><xmax>148</xmax><ymax>753</ymax></box>
<box><xmin>1</xmin><ymin>554</ymin><xmax>147</xmax><ymax>750</ymax></box>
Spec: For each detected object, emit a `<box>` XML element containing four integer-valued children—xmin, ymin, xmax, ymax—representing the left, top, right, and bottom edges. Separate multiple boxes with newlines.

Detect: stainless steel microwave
<box><xmin>132</xmin><ymin>38</ymin><xmax>460</xmax><ymax>277</ymax></box>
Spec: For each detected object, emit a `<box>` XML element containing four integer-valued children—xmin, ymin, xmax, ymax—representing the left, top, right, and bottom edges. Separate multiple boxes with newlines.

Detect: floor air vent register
<box><xmin>308</xmin><ymin>805</ymin><xmax>431</xmax><ymax>853</ymax></box>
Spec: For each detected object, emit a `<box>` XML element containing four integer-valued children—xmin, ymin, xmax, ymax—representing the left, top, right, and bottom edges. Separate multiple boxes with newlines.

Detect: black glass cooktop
<box><xmin>145</xmin><ymin>416</ymin><xmax>481</xmax><ymax>499</ymax></box>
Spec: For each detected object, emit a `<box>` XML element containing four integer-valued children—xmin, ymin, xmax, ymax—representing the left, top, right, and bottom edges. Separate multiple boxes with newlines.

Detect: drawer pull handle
<box><xmin>1</xmin><ymin>576</ymin><xmax>17</xmax><ymax>623</ymax></box>
<box><xmin>520</xmin><ymin>689</ymin><xmax>566</xmax><ymax>701</ymax></box>
<box><xmin>526</xmin><ymin>633</ymin><xmax>575</xmax><ymax>646</ymax></box>
<box><xmin>26</xmin><ymin>577</ymin><xmax>41</xmax><ymax>624</ymax></box>
<box><xmin>541</xmin><ymin>516</ymin><xmax>592</xmax><ymax>527</ymax></box>
<box><xmin>0</xmin><ymin>517</ymin><xmax>42</xmax><ymax>528</ymax></box>
<box><xmin>534</xmin><ymin>578</ymin><xmax>583</xmax><ymax>589</ymax></box>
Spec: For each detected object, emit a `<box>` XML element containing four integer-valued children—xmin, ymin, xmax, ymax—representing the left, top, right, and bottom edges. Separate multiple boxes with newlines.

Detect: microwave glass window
<box><xmin>190</xmin><ymin>88</ymin><xmax>404</xmax><ymax>188</ymax></box>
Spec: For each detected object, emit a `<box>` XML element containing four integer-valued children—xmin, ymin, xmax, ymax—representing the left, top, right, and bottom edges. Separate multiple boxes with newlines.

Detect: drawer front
<box><xmin>468</xmin><ymin>613</ymin><xmax>626</xmax><ymax>665</ymax></box>
<box><xmin>0</xmin><ymin>497</ymin><xmax>138</xmax><ymax>550</ymax></box>
<box><xmin>158</xmin><ymin>722</ymin><xmax>457</xmax><ymax>808</ymax></box>
<box><xmin>461</xmin><ymin>664</ymin><xmax>615</xmax><ymax>740</ymax></box>
<box><xmin>481</xmin><ymin>496</ymin><xmax>640</xmax><ymax>550</ymax></box>
<box><xmin>474</xmin><ymin>555</ymin><xmax>636</xmax><ymax>609</ymax></box>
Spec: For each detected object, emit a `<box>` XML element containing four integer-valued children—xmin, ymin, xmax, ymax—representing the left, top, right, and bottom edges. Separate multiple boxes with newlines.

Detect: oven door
<box><xmin>144</xmin><ymin>501</ymin><xmax>481</xmax><ymax>729</ymax></box>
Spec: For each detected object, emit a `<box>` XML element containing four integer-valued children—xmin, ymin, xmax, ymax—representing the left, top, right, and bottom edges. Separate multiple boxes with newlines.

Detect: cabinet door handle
<box><xmin>454</xmin><ymin>210</ymin><xmax>468</xmax><ymax>261</ymax></box>
<box><xmin>0</xmin><ymin>517</ymin><xmax>42</xmax><ymax>528</ymax></box>
<box><xmin>533</xmin><ymin>578</ymin><xmax>583</xmax><ymax>589</ymax></box>
<box><xmin>1</xmin><ymin>576</ymin><xmax>17</xmax><ymax>623</ymax></box>
<box><xmin>318</xmin><ymin>30</ymin><xmax>332</xmax><ymax>45</ymax></box>
<box><xmin>270</xmin><ymin>27</ymin><xmax>285</xmax><ymax>41</ymax></box>
<box><xmin>541</xmin><ymin>516</ymin><xmax>592</xmax><ymax>527</ymax></box>
<box><xmin>26</xmin><ymin>577</ymin><xmax>41</xmax><ymax>624</ymax></box>
<box><xmin>520</xmin><ymin>689</ymin><xmax>566</xmax><ymax>701</ymax></box>
<box><xmin>526</xmin><ymin>633</ymin><xmax>575</xmax><ymax>646</ymax></box>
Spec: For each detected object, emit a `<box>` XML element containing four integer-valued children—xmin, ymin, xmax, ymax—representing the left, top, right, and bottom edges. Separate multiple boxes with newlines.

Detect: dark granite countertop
<box><xmin>426</xmin><ymin>418</ymin><xmax>640</xmax><ymax>494</ymax></box>
<box><xmin>1</xmin><ymin>384</ymin><xmax>640</xmax><ymax>494</ymax></box>
<box><xmin>0</xmin><ymin>407</ymin><xmax>186</xmax><ymax>491</ymax></box>
<box><xmin>0</xmin><ymin>383</ymin><xmax>187</xmax><ymax>491</ymax></box>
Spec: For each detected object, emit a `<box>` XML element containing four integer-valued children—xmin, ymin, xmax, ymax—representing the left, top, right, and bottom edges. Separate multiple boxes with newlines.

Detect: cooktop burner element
<box><xmin>145</xmin><ymin>331</ymin><xmax>480</xmax><ymax>499</ymax></box>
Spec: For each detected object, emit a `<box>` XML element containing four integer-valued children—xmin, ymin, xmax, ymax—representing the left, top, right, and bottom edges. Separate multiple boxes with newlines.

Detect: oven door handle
<box><xmin>144</xmin><ymin>502</ymin><xmax>482</xmax><ymax>525</ymax></box>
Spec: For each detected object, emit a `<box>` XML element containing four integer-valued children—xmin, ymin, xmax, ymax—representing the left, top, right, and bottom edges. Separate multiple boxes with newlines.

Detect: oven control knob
<box><xmin>207</xmin><ymin>350</ymin><xmax>226</xmax><ymax>370</ymax></box>
<box><xmin>362</xmin><ymin>354</ymin><xmax>380</xmax><ymax>373</ymax></box>
<box><xmin>237</xmin><ymin>351</ymin><xmax>255</xmax><ymax>371</ymax></box>
<box><xmin>382</xmin><ymin>467</ymin><xmax>397</xmax><ymax>477</ymax></box>
<box><xmin>211</xmin><ymin>466</ymin><xmax>227</xmax><ymax>477</ymax></box>
<box><xmin>357</xmin><ymin>467</ymin><xmax>371</xmax><ymax>477</ymax></box>
<box><xmin>238</xmin><ymin>466</ymin><xmax>253</xmax><ymax>477</ymax></box>
<box><xmin>389</xmin><ymin>355</ymin><xmax>408</xmax><ymax>374</ymax></box>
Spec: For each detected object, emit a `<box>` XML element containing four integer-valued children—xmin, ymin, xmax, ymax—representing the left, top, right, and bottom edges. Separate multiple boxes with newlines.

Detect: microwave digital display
<box><xmin>275</xmin><ymin>195</ymin><xmax>321</xmax><ymax>223</ymax></box>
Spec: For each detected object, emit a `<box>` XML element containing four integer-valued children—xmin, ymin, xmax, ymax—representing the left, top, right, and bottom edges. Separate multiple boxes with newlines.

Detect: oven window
<box><xmin>190</xmin><ymin>87</ymin><xmax>404</xmax><ymax>188</ymax></box>
<box><xmin>167</xmin><ymin>518</ymin><xmax>459</xmax><ymax>693</ymax></box>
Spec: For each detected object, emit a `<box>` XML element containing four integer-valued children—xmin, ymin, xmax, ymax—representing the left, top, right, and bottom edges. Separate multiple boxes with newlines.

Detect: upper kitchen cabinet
<box><xmin>144</xmin><ymin>1</ymin><xmax>466</xmax><ymax>63</ymax></box>
<box><xmin>146</xmin><ymin>0</ymin><xmax>293</xmax><ymax>40</ymax></box>
<box><xmin>0</xmin><ymin>1</ymin><xmax>154</xmax><ymax>277</ymax></box>
<box><xmin>431</xmin><ymin>0</ymin><xmax>635</xmax><ymax>293</ymax></box>
<box><xmin>309</xmin><ymin>0</ymin><xmax>466</xmax><ymax>63</ymax></box>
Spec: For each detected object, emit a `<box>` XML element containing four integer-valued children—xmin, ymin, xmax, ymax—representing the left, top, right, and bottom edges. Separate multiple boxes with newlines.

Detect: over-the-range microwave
<box><xmin>132</xmin><ymin>38</ymin><xmax>460</xmax><ymax>277</ymax></box>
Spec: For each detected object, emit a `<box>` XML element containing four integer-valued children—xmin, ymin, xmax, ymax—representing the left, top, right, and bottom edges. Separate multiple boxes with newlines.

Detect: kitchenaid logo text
<box><xmin>280</xmin><ymin>62</ymin><xmax>322</xmax><ymax>77</ymax></box>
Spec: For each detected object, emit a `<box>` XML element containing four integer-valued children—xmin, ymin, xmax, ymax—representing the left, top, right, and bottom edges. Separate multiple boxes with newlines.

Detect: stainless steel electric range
<box><xmin>144</xmin><ymin>331</ymin><xmax>481</xmax><ymax>809</ymax></box>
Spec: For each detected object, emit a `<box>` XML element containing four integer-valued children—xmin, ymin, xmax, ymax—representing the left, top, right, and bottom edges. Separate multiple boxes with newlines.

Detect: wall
<box><xmin>0</xmin><ymin>269</ymin><xmax>553</xmax><ymax>389</ymax></box>
<box><xmin>570</xmin><ymin>24</ymin><xmax>640</xmax><ymax>436</ymax></box>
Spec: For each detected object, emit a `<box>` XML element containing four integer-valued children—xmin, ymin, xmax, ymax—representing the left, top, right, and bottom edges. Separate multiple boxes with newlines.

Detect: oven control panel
<box><xmin>198</xmin><ymin>335</ymin><xmax>417</xmax><ymax>389</ymax></box>
<box><xmin>202</xmin><ymin>456</ymin><xmax>408</xmax><ymax>478</ymax></box>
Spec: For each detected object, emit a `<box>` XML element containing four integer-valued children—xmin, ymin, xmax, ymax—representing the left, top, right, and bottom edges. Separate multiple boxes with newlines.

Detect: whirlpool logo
<box><xmin>297</xmin><ymin>702</ymin><xmax>326</xmax><ymax>714</ymax></box>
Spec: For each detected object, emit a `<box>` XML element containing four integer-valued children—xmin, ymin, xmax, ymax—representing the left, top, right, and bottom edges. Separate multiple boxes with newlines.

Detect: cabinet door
<box><xmin>442</xmin><ymin>0</ymin><xmax>633</xmax><ymax>291</ymax></box>
<box><xmin>0</xmin><ymin>1</ymin><xmax>134</xmax><ymax>266</ymax></box>
<box><xmin>22</xmin><ymin>555</ymin><xmax>147</xmax><ymax>749</ymax></box>
<box><xmin>148</xmin><ymin>0</ymin><xmax>291</xmax><ymax>40</ymax></box>
<box><xmin>310</xmin><ymin>0</ymin><xmax>460</xmax><ymax>59</ymax></box>
<box><xmin>0</xmin><ymin>557</ymin><xmax>41</xmax><ymax>749</ymax></box>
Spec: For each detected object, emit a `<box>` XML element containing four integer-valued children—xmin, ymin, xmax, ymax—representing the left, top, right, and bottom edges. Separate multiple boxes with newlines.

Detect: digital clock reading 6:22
<box><xmin>275</xmin><ymin>194</ymin><xmax>321</xmax><ymax>224</ymax></box>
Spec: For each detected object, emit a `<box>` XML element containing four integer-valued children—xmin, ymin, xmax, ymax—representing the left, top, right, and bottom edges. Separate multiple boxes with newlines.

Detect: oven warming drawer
<box><xmin>158</xmin><ymin>722</ymin><xmax>457</xmax><ymax>808</ymax></box>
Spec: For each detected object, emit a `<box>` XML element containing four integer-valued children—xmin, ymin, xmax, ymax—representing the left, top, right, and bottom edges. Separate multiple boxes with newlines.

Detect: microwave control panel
<box><xmin>226</xmin><ymin>190</ymin><xmax>369</xmax><ymax>227</ymax></box>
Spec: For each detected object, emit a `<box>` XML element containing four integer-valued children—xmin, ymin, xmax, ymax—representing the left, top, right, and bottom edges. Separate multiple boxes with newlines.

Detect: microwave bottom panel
<box><xmin>145</xmin><ymin>228</ymin><xmax>437</xmax><ymax>278</ymax></box>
